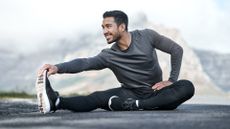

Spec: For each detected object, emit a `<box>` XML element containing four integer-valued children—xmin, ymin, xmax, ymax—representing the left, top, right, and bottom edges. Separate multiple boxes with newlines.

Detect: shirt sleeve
<box><xmin>145</xmin><ymin>29</ymin><xmax>183</xmax><ymax>82</ymax></box>
<box><xmin>55</xmin><ymin>51</ymin><xmax>107</xmax><ymax>74</ymax></box>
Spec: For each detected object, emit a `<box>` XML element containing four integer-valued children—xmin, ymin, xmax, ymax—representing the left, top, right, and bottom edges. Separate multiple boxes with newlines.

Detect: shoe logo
<box><xmin>38</xmin><ymin>93</ymin><xmax>44</xmax><ymax>112</ymax></box>
<box><xmin>37</xmin><ymin>76</ymin><xmax>44</xmax><ymax>84</ymax></box>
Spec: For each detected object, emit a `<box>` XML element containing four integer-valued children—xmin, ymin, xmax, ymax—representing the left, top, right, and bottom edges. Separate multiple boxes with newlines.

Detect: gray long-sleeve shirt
<box><xmin>55</xmin><ymin>29</ymin><xmax>183</xmax><ymax>94</ymax></box>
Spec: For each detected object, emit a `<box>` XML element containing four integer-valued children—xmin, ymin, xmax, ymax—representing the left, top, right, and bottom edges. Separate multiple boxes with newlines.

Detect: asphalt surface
<box><xmin>0</xmin><ymin>99</ymin><xmax>230</xmax><ymax>129</ymax></box>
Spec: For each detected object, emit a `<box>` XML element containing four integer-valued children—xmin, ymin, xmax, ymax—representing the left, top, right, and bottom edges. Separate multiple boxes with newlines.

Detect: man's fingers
<box><xmin>38</xmin><ymin>64</ymin><xmax>50</xmax><ymax>76</ymax></box>
<box><xmin>38</xmin><ymin>69</ymin><xmax>45</xmax><ymax>77</ymax></box>
<box><xmin>152</xmin><ymin>81</ymin><xmax>173</xmax><ymax>91</ymax></box>
<box><xmin>152</xmin><ymin>83</ymin><xmax>161</xmax><ymax>89</ymax></box>
<box><xmin>152</xmin><ymin>83</ymin><xmax>164</xmax><ymax>91</ymax></box>
<box><xmin>156</xmin><ymin>85</ymin><xmax>164</xmax><ymax>90</ymax></box>
<box><xmin>47</xmin><ymin>70</ymin><xmax>54</xmax><ymax>77</ymax></box>
<box><xmin>152</xmin><ymin>85</ymin><xmax>157</xmax><ymax>89</ymax></box>
<box><xmin>41</xmin><ymin>64</ymin><xmax>58</xmax><ymax>77</ymax></box>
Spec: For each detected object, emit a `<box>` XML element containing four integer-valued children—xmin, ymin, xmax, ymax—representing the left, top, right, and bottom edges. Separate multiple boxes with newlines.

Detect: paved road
<box><xmin>0</xmin><ymin>99</ymin><xmax>230</xmax><ymax>129</ymax></box>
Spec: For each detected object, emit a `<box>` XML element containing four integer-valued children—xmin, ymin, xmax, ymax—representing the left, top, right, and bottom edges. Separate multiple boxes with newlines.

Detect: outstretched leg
<box><xmin>58</xmin><ymin>87</ymin><xmax>138</xmax><ymax>112</ymax></box>
<box><xmin>36</xmin><ymin>70</ymin><xmax>138</xmax><ymax>113</ymax></box>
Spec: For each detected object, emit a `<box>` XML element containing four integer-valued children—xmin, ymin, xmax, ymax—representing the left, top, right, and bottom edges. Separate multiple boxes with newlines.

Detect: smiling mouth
<box><xmin>105</xmin><ymin>35</ymin><xmax>112</xmax><ymax>40</ymax></box>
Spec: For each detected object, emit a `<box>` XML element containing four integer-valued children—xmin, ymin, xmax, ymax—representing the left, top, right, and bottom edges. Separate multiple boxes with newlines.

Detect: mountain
<box><xmin>194</xmin><ymin>49</ymin><xmax>230</xmax><ymax>92</ymax></box>
<box><xmin>0</xmin><ymin>47</ymin><xmax>63</xmax><ymax>92</ymax></box>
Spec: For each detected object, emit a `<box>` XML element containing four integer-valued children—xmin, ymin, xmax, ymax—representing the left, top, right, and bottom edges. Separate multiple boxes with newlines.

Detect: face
<box><xmin>101</xmin><ymin>17</ymin><xmax>123</xmax><ymax>44</ymax></box>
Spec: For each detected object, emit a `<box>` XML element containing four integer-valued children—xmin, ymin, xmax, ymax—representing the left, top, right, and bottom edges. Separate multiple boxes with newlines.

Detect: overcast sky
<box><xmin>0</xmin><ymin>0</ymin><xmax>229</xmax><ymax>53</ymax></box>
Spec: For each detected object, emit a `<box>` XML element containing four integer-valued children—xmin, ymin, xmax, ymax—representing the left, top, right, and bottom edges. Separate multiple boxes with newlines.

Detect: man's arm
<box><xmin>145</xmin><ymin>29</ymin><xmax>183</xmax><ymax>89</ymax></box>
<box><xmin>38</xmin><ymin>52</ymin><xmax>107</xmax><ymax>76</ymax></box>
<box><xmin>155</xmin><ymin>34</ymin><xmax>183</xmax><ymax>82</ymax></box>
<box><xmin>147</xmin><ymin>29</ymin><xmax>183</xmax><ymax>82</ymax></box>
<box><xmin>55</xmin><ymin>54</ymin><xmax>106</xmax><ymax>74</ymax></box>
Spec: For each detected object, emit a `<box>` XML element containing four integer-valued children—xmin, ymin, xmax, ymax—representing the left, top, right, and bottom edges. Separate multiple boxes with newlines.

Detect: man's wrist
<box><xmin>168</xmin><ymin>78</ymin><xmax>175</xmax><ymax>83</ymax></box>
<box><xmin>54</xmin><ymin>64</ymin><xmax>60</xmax><ymax>73</ymax></box>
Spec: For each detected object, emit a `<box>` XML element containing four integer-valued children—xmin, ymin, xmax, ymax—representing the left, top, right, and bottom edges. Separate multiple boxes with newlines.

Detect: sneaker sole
<box><xmin>35</xmin><ymin>70</ymin><xmax>50</xmax><ymax>114</ymax></box>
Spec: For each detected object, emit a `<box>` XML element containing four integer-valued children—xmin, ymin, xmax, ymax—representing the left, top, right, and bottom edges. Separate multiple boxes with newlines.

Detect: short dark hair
<box><xmin>103</xmin><ymin>10</ymin><xmax>128</xmax><ymax>31</ymax></box>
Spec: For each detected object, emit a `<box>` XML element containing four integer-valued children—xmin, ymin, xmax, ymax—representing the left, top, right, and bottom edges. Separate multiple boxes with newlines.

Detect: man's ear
<box><xmin>119</xmin><ymin>23</ymin><xmax>126</xmax><ymax>32</ymax></box>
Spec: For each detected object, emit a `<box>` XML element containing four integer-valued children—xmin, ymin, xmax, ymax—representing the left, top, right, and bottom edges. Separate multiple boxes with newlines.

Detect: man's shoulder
<box><xmin>131</xmin><ymin>29</ymin><xmax>158</xmax><ymax>37</ymax></box>
<box><xmin>131</xmin><ymin>29</ymin><xmax>159</xmax><ymax>40</ymax></box>
<box><xmin>94</xmin><ymin>48</ymin><xmax>110</xmax><ymax>61</ymax></box>
<box><xmin>101</xmin><ymin>48</ymin><xmax>111</xmax><ymax>52</ymax></box>
<box><xmin>132</xmin><ymin>28</ymin><xmax>157</xmax><ymax>33</ymax></box>
<box><xmin>99</xmin><ymin>48</ymin><xmax>113</xmax><ymax>55</ymax></box>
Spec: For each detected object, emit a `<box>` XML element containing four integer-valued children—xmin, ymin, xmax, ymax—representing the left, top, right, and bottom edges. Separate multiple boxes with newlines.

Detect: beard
<box><xmin>105</xmin><ymin>32</ymin><xmax>121</xmax><ymax>44</ymax></box>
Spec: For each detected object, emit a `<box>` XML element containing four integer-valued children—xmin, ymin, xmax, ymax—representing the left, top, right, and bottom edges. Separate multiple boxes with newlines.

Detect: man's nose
<box><xmin>103</xmin><ymin>29</ymin><xmax>108</xmax><ymax>34</ymax></box>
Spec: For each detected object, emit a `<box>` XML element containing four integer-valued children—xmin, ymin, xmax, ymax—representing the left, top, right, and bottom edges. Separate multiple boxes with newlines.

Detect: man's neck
<box><xmin>117</xmin><ymin>32</ymin><xmax>131</xmax><ymax>51</ymax></box>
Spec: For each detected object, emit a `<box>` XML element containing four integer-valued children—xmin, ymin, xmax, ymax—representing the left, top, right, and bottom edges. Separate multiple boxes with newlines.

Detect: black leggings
<box><xmin>59</xmin><ymin>80</ymin><xmax>195</xmax><ymax>112</ymax></box>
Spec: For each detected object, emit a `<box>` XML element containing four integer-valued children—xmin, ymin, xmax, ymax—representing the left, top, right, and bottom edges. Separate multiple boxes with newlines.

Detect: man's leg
<box><xmin>36</xmin><ymin>70</ymin><xmax>136</xmax><ymax>113</ymax></box>
<box><xmin>109</xmin><ymin>80</ymin><xmax>194</xmax><ymax>111</ymax></box>
<box><xmin>138</xmin><ymin>80</ymin><xmax>195</xmax><ymax>110</ymax></box>
<box><xmin>58</xmin><ymin>87</ymin><xmax>137</xmax><ymax>112</ymax></box>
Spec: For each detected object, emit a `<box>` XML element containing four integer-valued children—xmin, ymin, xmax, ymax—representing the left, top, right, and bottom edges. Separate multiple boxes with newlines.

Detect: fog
<box><xmin>0</xmin><ymin>0</ymin><xmax>230</xmax><ymax>53</ymax></box>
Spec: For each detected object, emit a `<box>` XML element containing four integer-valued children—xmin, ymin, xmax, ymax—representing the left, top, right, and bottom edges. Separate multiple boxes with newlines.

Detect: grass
<box><xmin>0</xmin><ymin>92</ymin><xmax>36</xmax><ymax>99</ymax></box>
<box><xmin>0</xmin><ymin>91</ymin><xmax>88</xmax><ymax>99</ymax></box>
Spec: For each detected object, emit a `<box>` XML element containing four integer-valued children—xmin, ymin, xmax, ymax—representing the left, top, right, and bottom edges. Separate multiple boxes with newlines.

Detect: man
<box><xmin>36</xmin><ymin>10</ymin><xmax>194</xmax><ymax>114</ymax></box>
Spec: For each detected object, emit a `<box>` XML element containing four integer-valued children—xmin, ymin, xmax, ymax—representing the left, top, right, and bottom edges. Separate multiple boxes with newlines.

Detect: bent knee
<box><xmin>176</xmin><ymin>80</ymin><xmax>195</xmax><ymax>99</ymax></box>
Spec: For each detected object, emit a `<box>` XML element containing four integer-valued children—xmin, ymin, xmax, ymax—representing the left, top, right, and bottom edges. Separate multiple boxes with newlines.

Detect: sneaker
<box><xmin>108</xmin><ymin>96</ymin><xmax>121</xmax><ymax>111</ymax></box>
<box><xmin>108</xmin><ymin>96</ymin><xmax>139</xmax><ymax>111</ymax></box>
<box><xmin>35</xmin><ymin>70</ymin><xmax>59</xmax><ymax>114</ymax></box>
<box><xmin>122</xmin><ymin>98</ymin><xmax>139</xmax><ymax>111</ymax></box>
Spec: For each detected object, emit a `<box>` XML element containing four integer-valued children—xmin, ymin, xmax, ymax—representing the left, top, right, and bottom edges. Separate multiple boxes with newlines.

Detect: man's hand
<box><xmin>38</xmin><ymin>64</ymin><xmax>58</xmax><ymax>77</ymax></box>
<box><xmin>152</xmin><ymin>80</ymin><xmax>173</xmax><ymax>91</ymax></box>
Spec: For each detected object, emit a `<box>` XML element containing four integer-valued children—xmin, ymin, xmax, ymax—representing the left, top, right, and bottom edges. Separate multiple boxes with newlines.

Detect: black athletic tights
<box><xmin>58</xmin><ymin>80</ymin><xmax>195</xmax><ymax>112</ymax></box>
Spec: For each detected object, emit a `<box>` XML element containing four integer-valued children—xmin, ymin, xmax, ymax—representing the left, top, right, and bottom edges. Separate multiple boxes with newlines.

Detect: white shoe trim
<box><xmin>136</xmin><ymin>100</ymin><xmax>139</xmax><ymax>108</ymax></box>
<box><xmin>55</xmin><ymin>97</ymin><xmax>60</xmax><ymax>107</ymax></box>
<box><xmin>36</xmin><ymin>70</ymin><xmax>50</xmax><ymax>114</ymax></box>
<box><xmin>108</xmin><ymin>96</ymin><xmax>118</xmax><ymax>111</ymax></box>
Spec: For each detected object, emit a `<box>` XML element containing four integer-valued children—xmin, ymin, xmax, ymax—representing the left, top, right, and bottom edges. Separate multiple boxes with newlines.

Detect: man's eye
<box><xmin>107</xmin><ymin>25</ymin><xmax>112</xmax><ymax>28</ymax></box>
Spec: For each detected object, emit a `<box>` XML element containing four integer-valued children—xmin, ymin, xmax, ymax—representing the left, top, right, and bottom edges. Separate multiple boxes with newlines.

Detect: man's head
<box><xmin>102</xmin><ymin>10</ymin><xmax>129</xmax><ymax>44</ymax></box>
<box><xmin>103</xmin><ymin>10</ymin><xmax>128</xmax><ymax>31</ymax></box>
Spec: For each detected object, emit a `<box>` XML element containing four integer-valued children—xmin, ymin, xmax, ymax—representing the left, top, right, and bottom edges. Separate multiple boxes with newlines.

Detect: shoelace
<box><xmin>122</xmin><ymin>98</ymin><xmax>137</xmax><ymax>111</ymax></box>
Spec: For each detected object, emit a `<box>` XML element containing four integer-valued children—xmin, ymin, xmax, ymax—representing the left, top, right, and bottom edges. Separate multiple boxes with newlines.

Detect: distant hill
<box><xmin>194</xmin><ymin>49</ymin><xmax>230</xmax><ymax>92</ymax></box>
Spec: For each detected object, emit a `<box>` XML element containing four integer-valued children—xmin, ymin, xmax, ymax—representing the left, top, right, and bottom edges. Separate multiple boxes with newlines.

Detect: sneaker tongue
<box><xmin>45</xmin><ymin>70</ymin><xmax>48</xmax><ymax>78</ymax></box>
<box><xmin>123</xmin><ymin>98</ymin><xmax>138</xmax><ymax>111</ymax></box>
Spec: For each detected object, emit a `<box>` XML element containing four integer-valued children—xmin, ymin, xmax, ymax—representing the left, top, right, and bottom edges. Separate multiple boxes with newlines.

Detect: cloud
<box><xmin>139</xmin><ymin>0</ymin><xmax>230</xmax><ymax>53</ymax></box>
<box><xmin>0</xmin><ymin>0</ymin><xmax>229</xmax><ymax>53</ymax></box>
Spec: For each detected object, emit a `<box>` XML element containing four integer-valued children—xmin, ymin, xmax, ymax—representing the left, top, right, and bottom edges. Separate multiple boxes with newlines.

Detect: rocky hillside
<box><xmin>195</xmin><ymin>49</ymin><xmax>230</xmax><ymax>92</ymax></box>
